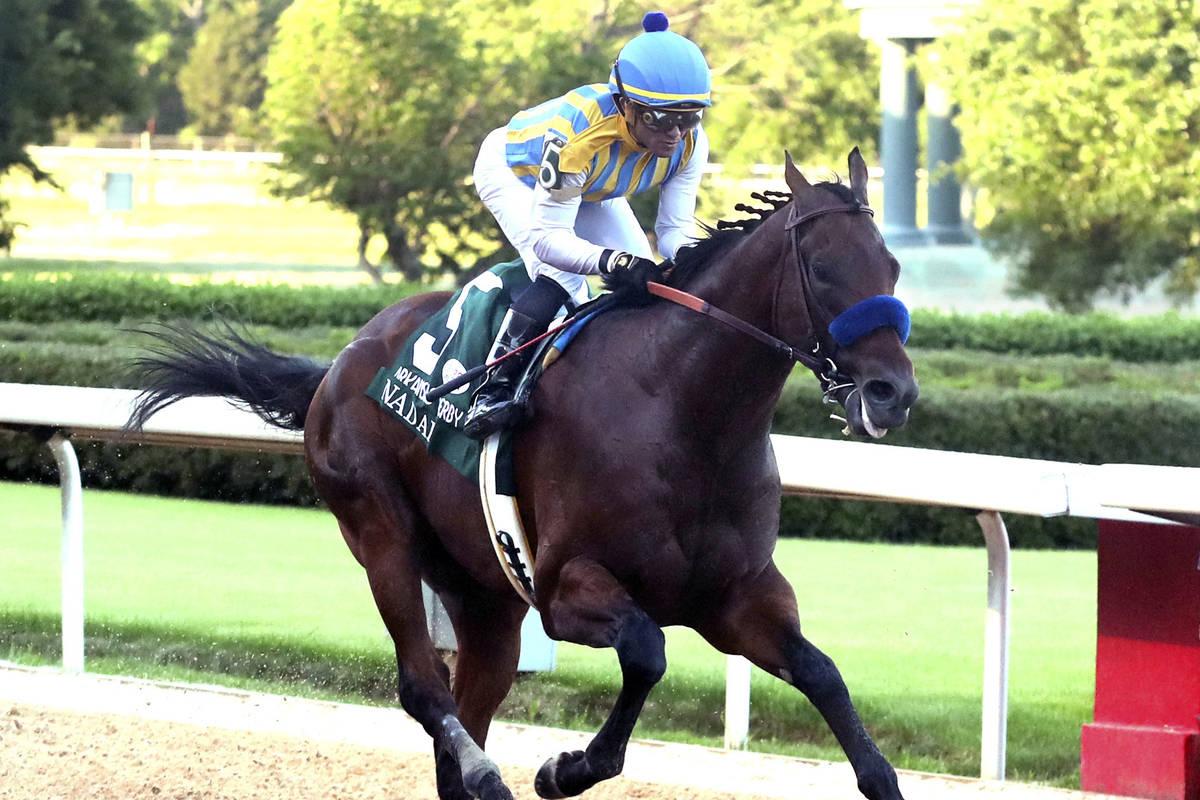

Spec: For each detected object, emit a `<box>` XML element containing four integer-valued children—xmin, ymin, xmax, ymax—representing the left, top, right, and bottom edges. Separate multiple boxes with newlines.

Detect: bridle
<box><xmin>646</xmin><ymin>196</ymin><xmax>902</xmax><ymax>403</ymax></box>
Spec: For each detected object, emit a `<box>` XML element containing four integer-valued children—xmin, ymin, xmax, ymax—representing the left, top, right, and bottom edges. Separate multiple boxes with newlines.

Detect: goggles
<box><xmin>612</xmin><ymin>60</ymin><xmax>706</xmax><ymax>132</ymax></box>
<box><xmin>632</xmin><ymin>103</ymin><xmax>704</xmax><ymax>132</ymax></box>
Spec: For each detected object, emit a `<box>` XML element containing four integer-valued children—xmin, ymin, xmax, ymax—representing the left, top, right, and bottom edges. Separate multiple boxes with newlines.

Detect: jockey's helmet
<box><xmin>609</xmin><ymin>12</ymin><xmax>712</xmax><ymax>109</ymax></box>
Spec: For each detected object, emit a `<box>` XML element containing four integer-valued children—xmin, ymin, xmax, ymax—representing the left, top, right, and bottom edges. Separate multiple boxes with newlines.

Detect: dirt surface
<box><xmin>0</xmin><ymin>665</ymin><xmax>1112</xmax><ymax>800</ymax></box>
<box><xmin>1</xmin><ymin>703</ymin><xmax>785</xmax><ymax>800</ymax></box>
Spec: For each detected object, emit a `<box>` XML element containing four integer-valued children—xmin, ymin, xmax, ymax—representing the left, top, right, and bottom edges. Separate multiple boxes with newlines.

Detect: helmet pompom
<box><xmin>642</xmin><ymin>11</ymin><xmax>669</xmax><ymax>32</ymax></box>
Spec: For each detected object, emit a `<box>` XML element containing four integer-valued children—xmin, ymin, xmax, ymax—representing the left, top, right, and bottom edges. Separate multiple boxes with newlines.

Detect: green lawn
<box><xmin>0</xmin><ymin>480</ymin><xmax>1095</xmax><ymax>786</ymax></box>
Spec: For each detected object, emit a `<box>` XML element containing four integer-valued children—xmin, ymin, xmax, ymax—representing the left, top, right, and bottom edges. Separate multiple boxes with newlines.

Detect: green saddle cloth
<box><xmin>365</xmin><ymin>260</ymin><xmax>532</xmax><ymax>494</ymax></box>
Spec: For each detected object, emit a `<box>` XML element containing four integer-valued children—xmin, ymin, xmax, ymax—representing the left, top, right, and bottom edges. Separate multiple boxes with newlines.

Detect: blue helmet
<box><xmin>609</xmin><ymin>12</ymin><xmax>712</xmax><ymax>108</ymax></box>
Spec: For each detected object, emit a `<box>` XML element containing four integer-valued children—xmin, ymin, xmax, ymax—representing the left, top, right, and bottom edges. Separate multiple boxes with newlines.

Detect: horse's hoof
<box><xmin>474</xmin><ymin>770</ymin><xmax>515</xmax><ymax>800</ymax></box>
<box><xmin>534</xmin><ymin>750</ymin><xmax>584</xmax><ymax>799</ymax></box>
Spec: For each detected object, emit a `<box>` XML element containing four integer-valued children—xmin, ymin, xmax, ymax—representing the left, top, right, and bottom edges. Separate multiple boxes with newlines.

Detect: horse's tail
<box><xmin>125</xmin><ymin>323</ymin><xmax>330</xmax><ymax>433</ymax></box>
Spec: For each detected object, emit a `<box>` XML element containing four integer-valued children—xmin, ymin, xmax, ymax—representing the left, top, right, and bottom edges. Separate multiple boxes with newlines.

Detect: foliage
<box><xmin>263</xmin><ymin>0</ymin><xmax>510</xmax><ymax>282</ymax></box>
<box><xmin>178</xmin><ymin>0</ymin><xmax>290</xmax><ymax>138</ymax></box>
<box><xmin>0</xmin><ymin>0</ymin><xmax>149</xmax><ymax>172</ymax></box>
<box><xmin>775</xmin><ymin>380</ymin><xmax>1200</xmax><ymax>469</ymax></box>
<box><xmin>689</xmin><ymin>0</ymin><xmax>880</xmax><ymax>169</ymax></box>
<box><xmin>928</xmin><ymin>0</ymin><xmax>1200</xmax><ymax>311</ymax></box>
<box><xmin>6</xmin><ymin>316</ymin><xmax>1200</xmax><ymax>549</ymax></box>
<box><xmin>128</xmin><ymin>0</ymin><xmax>204</xmax><ymax>134</ymax></box>
<box><xmin>0</xmin><ymin>198</ymin><xmax>18</xmax><ymax>253</ymax></box>
<box><xmin>0</xmin><ymin>272</ymin><xmax>417</xmax><ymax>327</ymax></box>
<box><xmin>909</xmin><ymin>308</ymin><xmax>1200</xmax><ymax>362</ymax></box>
<box><xmin>0</xmin><ymin>0</ymin><xmax>150</xmax><ymax>245</ymax></box>
<box><xmin>7</xmin><ymin>272</ymin><xmax>1200</xmax><ymax>550</ymax></box>
<box><xmin>257</xmin><ymin>0</ymin><xmax>884</xmax><ymax>280</ymax></box>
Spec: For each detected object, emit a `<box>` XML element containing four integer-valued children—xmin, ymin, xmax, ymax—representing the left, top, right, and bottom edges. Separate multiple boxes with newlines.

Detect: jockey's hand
<box><xmin>599</xmin><ymin>250</ymin><xmax>665</xmax><ymax>306</ymax></box>
<box><xmin>598</xmin><ymin>249</ymin><xmax>657</xmax><ymax>276</ymax></box>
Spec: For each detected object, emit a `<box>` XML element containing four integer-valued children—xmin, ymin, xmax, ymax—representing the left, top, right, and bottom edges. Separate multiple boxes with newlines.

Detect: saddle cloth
<box><xmin>364</xmin><ymin>260</ymin><xmax>532</xmax><ymax>494</ymax></box>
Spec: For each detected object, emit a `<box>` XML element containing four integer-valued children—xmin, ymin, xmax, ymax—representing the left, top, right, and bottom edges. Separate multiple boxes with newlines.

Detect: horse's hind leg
<box><xmin>695</xmin><ymin>562</ymin><xmax>904</xmax><ymax>800</ymax></box>
<box><xmin>433</xmin><ymin>587</ymin><xmax>527</xmax><ymax>800</ymax></box>
<box><xmin>533</xmin><ymin>557</ymin><xmax>666</xmax><ymax>799</ymax></box>
<box><xmin>326</xmin><ymin>487</ymin><xmax>514</xmax><ymax>800</ymax></box>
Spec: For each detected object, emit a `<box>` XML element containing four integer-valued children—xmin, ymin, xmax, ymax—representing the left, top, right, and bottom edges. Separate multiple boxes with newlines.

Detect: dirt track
<box><xmin>0</xmin><ymin>665</ymin><xmax>1110</xmax><ymax>800</ymax></box>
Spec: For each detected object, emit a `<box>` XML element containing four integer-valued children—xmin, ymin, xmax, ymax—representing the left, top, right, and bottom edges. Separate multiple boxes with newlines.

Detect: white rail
<box><xmin>2</xmin><ymin>382</ymin><xmax>1198</xmax><ymax>781</ymax></box>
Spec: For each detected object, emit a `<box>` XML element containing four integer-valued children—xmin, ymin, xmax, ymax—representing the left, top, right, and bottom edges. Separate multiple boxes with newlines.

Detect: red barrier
<box><xmin>1081</xmin><ymin>519</ymin><xmax>1200</xmax><ymax>800</ymax></box>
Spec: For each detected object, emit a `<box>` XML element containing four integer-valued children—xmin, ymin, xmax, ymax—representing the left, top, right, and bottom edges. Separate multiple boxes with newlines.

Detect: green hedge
<box><xmin>773</xmin><ymin>380</ymin><xmax>1200</xmax><ymax>549</ymax></box>
<box><xmin>0</xmin><ymin>273</ymin><xmax>419</xmax><ymax>327</ymax></box>
<box><xmin>910</xmin><ymin>309</ymin><xmax>1200</xmax><ymax>362</ymax></box>
<box><xmin>775</xmin><ymin>380</ymin><xmax>1200</xmax><ymax>467</ymax></box>
<box><xmin>6</xmin><ymin>273</ymin><xmax>1200</xmax><ymax>360</ymax></box>
<box><xmin>2</xmin><ymin>435</ymin><xmax>318</xmax><ymax>506</ymax></box>
<box><xmin>0</xmin><ymin>341</ymin><xmax>139</xmax><ymax>387</ymax></box>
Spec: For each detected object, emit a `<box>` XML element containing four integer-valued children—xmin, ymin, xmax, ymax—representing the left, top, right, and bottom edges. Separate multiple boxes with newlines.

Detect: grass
<box><xmin>2</xmin><ymin>150</ymin><xmax>364</xmax><ymax>269</ymax></box>
<box><xmin>0</xmin><ymin>479</ymin><xmax>1096</xmax><ymax>787</ymax></box>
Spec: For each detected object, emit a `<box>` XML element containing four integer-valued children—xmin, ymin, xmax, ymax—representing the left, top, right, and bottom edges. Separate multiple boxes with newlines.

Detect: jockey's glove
<box><xmin>599</xmin><ymin>250</ymin><xmax>666</xmax><ymax>306</ymax></box>
<box><xmin>598</xmin><ymin>249</ymin><xmax>657</xmax><ymax>275</ymax></box>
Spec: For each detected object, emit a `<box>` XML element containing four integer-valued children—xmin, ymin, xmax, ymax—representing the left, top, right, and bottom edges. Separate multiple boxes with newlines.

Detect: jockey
<box><xmin>463</xmin><ymin>10</ymin><xmax>712</xmax><ymax>439</ymax></box>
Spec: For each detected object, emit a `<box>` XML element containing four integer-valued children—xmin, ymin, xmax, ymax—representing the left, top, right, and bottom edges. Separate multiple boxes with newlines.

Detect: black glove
<box><xmin>598</xmin><ymin>250</ymin><xmax>665</xmax><ymax>306</ymax></box>
<box><xmin>597</xmin><ymin>249</ymin><xmax>656</xmax><ymax>275</ymax></box>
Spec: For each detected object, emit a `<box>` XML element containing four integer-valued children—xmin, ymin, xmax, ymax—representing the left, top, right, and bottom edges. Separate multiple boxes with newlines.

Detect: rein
<box><xmin>645</xmin><ymin>282</ymin><xmax>827</xmax><ymax>371</ymax></box>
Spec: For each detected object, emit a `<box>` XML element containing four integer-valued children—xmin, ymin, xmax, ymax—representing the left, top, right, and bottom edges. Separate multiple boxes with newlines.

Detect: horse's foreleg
<box><xmin>534</xmin><ymin>557</ymin><xmax>666</xmax><ymax>799</ymax></box>
<box><xmin>696</xmin><ymin>562</ymin><xmax>904</xmax><ymax>800</ymax></box>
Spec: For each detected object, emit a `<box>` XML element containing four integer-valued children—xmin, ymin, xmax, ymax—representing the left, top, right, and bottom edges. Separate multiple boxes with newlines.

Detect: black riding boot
<box><xmin>463</xmin><ymin>275</ymin><xmax>570</xmax><ymax>439</ymax></box>
<box><xmin>462</xmin><ymin>309</ymin><xmax>547</xmax><ymax>439</ymax></box>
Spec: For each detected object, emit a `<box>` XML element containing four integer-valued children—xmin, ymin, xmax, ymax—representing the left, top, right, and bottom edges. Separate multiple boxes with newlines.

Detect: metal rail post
<box><xmin>48</xmin><ymin>433</ymin><xmax>85</xmax><ymax>673</ymax></box>
<box><xmin>724</xmin><ymin>655</ymin><xmax>751</xmax><ymax>749</ymax></box>
<box><xmin>977</xmin><ymin>509</ymin><xmax>1010</xmax><ymax>780</ymax></box>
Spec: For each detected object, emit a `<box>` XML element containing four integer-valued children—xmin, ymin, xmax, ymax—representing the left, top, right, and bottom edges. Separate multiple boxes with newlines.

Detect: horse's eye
<box><xmin>810</xmin><ymin>262</ymin><xmax>834</xmax><ymax>285</ymax></box>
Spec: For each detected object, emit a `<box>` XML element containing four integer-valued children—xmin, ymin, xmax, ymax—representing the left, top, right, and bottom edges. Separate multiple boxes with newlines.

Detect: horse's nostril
<box><xmin>864</xmin><ymin>380</ymin><xmax>896</xmax><ymax>406</ymax></box>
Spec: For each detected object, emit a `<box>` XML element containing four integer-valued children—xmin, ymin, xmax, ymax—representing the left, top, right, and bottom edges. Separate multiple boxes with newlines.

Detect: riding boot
<box><xmin>461</xmin><ymin>308</ymin><xmax>548</xmax><ymax>439</ymax></box>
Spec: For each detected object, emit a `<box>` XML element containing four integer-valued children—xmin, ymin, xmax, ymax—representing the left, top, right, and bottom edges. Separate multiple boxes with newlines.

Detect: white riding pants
<box><xmin>473</xmin><ymin>127</ymin><xmax>653</xmax><ymax>306</ymax></box>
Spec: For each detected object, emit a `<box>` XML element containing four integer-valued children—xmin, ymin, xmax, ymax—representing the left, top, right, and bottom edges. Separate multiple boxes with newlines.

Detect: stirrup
<box><xmin>462</xmin><ymin>393</ymin><xmax>523</xmax><ymax>439</ymax></box>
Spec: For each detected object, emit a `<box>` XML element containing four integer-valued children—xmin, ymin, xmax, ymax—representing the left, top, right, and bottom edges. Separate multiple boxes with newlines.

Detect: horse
<box><xmin>127</xmin><ymin>148</ymin><xmax>918</xmax><ymax>800</ymax></box>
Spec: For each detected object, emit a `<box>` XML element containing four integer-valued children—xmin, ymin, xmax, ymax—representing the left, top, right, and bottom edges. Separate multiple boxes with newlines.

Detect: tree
<box><xmin>178</xmin><ymin>0</ymin><xmax>290</xmax><ymax>138</ymax></box>
<box><xmin>130</xmin><ymin>0</ymin><xmax>208</xmax><ymax>136</ymax></box>
<box><xmin>689</xmin><ymin>0</ymin><xmax>880</xmax><ymax>171</ymax></box>
<box><xmin>928</xmin><ymin>0</ymin><xmax>1200</xmax><ymax>312</ymax></box>
<box><xmin>0</xmin><ymin>0</ymin><xmax>149</xmax><ymax>250</ymax></box>
<box><xmin>264</xmin><ymin>0</ymin><xmax>525</xmax><ymax>281</ymax></box>
<box><xmin>262</xmin><ymin>0</ymin><xmax>883</xmax><ymax>280</ymax></box>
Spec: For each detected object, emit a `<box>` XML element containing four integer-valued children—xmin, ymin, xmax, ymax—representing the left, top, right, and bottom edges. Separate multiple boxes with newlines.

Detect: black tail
<box><xmin>126</xmin><ymin>323</ymin><xmax>331</xmax><ymax>433</ymax></box>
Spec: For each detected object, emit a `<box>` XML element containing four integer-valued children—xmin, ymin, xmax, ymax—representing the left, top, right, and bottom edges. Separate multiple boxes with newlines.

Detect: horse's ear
<box><xmin>784</xmin><ymin>150</ymin><xmax>811</xmax><ymax>194</ymax></box>
<box><xmin>848</xmin><ymin>147</ymin><xmax>870</xmax><ymax>206</ymax></box>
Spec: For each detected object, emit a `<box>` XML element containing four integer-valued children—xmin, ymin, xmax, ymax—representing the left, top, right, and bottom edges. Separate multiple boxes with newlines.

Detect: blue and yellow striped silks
<box><xmin>505</xmin><ymin>83</ymin><xmax>698</xmax><ymax>204</ymax></box>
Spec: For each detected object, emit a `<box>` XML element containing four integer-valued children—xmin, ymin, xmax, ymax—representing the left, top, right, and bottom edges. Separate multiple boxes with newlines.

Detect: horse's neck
<box><xmin>650</xmin><ymin>214</ymin><xmax>796</xmax><ymax>433</ymax></box>
<box><xmin>683</xmin><ymin>217</ymin><xmax>788</xmax><ymax>331</ymax></box>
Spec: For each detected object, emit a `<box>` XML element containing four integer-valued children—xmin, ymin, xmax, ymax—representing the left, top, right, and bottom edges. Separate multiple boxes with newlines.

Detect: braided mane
<box><xmin>667</xmin><ymin>181</ymin><xmax>855</xmax><ymax>289</ymax></box>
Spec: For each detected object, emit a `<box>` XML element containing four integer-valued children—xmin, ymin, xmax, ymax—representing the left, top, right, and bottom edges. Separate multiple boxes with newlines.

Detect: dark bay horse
<box><xmin>128</xmin><ymin>149</ymin><xmax>918</xmax><ymax>800</ymax></box>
